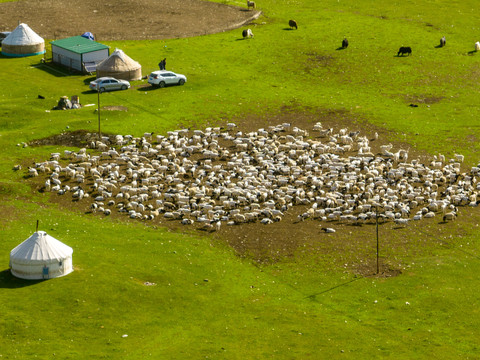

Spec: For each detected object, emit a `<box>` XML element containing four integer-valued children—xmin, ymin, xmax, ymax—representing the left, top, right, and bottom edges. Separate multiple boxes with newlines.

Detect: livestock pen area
<box><xmin>26</xmin><ymin>119</ymin><xmax>480</xmax><ymax>274</ymax></box>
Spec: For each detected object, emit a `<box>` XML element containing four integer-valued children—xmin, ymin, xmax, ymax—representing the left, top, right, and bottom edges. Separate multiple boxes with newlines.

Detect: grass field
<box><xmin>1</xmin><ymin>0</ymin><xmax>480</xmax><ymax>358</ymax></box>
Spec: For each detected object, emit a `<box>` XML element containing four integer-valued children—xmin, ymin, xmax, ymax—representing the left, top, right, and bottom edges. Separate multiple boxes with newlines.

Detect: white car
<box><xmin>89</xmin><ymin>77</ymin><xmax>130</xmax><ymax>92</ymax></box>
<box><xmin>148</xmin><ymin>70</ymin><xmax>187</xmax><ymax>88</ymax></box>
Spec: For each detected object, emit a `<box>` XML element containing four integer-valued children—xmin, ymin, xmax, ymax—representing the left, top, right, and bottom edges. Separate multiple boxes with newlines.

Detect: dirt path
<box><xmin>0</xmin><ymin>0</ymin><xmax>261</xmax><ymax>40</ymax></box>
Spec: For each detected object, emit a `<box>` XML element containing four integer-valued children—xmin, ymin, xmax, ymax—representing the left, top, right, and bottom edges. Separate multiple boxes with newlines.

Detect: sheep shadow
<box><xmin>283</xmin><ymin>28</ymin><xmax>296</xmax><ymax>31</ymax></box>
<box><xmin>467</xmin><ymin>50</ymin><xmax>477</xmax><ymax>55</ymax></box>
<box><xmin>336</xmin><ymin>47</ymin><xmax>347</xmax><ymax>51</ymax></box>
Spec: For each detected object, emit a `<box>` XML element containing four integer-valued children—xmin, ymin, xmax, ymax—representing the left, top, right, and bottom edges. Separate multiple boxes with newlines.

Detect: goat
<box><xmin>394</xmin><ymin>218</ymin><xmax>409</xmax><ymax>226</ymax></box>
<box><xmin>289</xmin><ymin>20</ymin><xmax>298</xmax><ymax>29</ymax></box>
<box><xmin>440</xmin><ymin>36</ymin><xmax>446</xmax><ymax>47</ymax></box>
<box><xmin>242</xmin><ymin>29</ymin><xmax>254</xmax><ymax>39</ymax></box>
<box><xmin>443</xmin><ymin>212</ymin><xmax>457</xmax><ymax>222</ymax></box>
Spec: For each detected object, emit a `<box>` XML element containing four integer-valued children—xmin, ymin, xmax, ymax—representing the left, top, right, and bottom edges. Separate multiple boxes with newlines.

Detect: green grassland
<box><xmin>1</xmin><ymin>0</ymin><xmax>480</xmax><ymax>358</ymax></box>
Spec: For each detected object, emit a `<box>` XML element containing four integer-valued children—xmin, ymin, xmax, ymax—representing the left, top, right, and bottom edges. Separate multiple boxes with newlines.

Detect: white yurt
<box><xmin>96</xmin><ymin>48</ymin><xmax>142</xmax><ymax>81</ymax></box>
<box><xmin>10</xmin><ymin>231</ymin><xmax>73</xmax><ymax>280</ymax></box>
<box><xmin>1</xmin><ymin>23</ymin><xmax>45</xmax><ymax>57</ymax></box>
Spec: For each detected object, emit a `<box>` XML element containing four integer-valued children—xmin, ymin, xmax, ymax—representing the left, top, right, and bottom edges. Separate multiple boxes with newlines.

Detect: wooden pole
<box><xmin>376</xmin><ymin>206</ymin><xmax>379</xmax><ymax>274</ymax></box>
<box><xmin>97</xmin><ymin>89</ymin><xmax>101</xmax><ymax>139</ymax></box>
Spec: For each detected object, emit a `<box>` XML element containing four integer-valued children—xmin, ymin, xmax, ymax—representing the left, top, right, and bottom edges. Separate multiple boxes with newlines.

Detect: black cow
<box><xmin>397</xmin><ymin>46</ymin><xmax>412</xmax><ymax>56</ymax></box>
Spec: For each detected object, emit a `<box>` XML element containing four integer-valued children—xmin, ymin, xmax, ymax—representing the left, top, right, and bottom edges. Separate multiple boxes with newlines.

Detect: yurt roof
<box><xmin>10</xmin><ymin>231</ymin><xmax>73</xmax><ymax>265</ymax></box>
<box><xmin>50</xmin><ymin>36</ymin><xmax>109</xmax><ymax>54</ymax></box>
<box><xmin>97</xmin><ymin>48</ymin><xmax>141</xmax><ymax>71</ymax></box>
<box><xmin>3</xmin><ymin>23</ymin><xmax>44</xmax><ymax>46</ymax></box>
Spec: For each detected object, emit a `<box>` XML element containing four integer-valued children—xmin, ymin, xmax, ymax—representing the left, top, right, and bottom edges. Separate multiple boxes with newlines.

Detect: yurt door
<box><xmin>42</xmin><ymin>265</ymin><xmax>49</xmax><ymax>279</ymax></box>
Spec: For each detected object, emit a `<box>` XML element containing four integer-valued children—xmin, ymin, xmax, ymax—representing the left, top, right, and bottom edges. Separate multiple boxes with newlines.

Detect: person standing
<box><xmin>158</xmin><ymin>58</ymin><xmax>166</xmax><ymax>70</ymax></box>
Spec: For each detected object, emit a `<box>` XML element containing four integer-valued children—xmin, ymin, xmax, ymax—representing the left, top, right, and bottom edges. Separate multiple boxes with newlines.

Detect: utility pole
<box><xmin>97</xmin><ymin>89</ymin><xmax>101</xmax><ymax>139</ymax></box>
<box><xmin>376</xmin><ymin>205</ymin><xmax>380</xmax><ymax>274</ymax></box>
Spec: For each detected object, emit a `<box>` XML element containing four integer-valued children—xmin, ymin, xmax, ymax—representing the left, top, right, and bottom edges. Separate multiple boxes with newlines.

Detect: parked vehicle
<box><xmin>148</xmin><ymin>70</ymin><xmax>187</xmax><ymax>88</ymax></box>
<box><xmin>89</xmin><ymin>77</ymin><xmax>130</xmax><ymax>92</ymax></box>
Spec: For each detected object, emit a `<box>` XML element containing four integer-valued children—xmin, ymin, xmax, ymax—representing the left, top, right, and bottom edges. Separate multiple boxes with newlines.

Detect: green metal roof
<box><xmin>50</xmin><ymin>36</ymin><xmax>109</xmax><ymax>54</ymax></box>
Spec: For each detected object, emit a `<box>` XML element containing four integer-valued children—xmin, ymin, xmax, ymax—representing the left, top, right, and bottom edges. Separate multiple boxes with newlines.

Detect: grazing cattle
<box><xmin>242</xmin><ymin>28</ymin><xmax>254</xmax><ymax>39</ymax></box>
<box><xmin>440</xmin><ymin>36</ymin><xmax>446</xmax><ymax>47</ymax></box>
<box><xmin>397</xmin><ymin>46</ymin><xmax>412</xmax><ymax>56</ymax></box>
<box><xmin>289</xmin><ymin>20</ymin><xmax>298</xmax><ymax>29</ymax></box>
<box><xmin>342</xmin><ymin>37</ymin><xmax>349</xmax><ymax>49</ymax></box>
<box><xmin>475</xmin><ymin>42</ymin><xmax>480</xmax><ymax>51</ymax></box>
<box><xmin>247</xmin><ymin>0</ymin><xmax>255</xmax><ymax>9</ymax></box>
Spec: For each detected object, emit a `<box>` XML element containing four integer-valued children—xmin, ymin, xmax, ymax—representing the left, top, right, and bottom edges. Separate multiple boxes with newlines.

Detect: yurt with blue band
<box><xmin>1</xmin><ymin>23</ymin><xmax>45</xmax><ymax>57</ymax></box>
<box><xmin>9</xmin><ymin>231</ymin><xmax>73</xmax><ymax>280</ymax></box>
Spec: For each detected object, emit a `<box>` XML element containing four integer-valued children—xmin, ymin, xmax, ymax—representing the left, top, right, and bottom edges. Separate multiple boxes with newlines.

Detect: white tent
<box><xmin>96</xmin><ymin>48</ymin><xmax>142</xmax><ymax>81</ymax></box>
<box><xmin>10</xmin><ymin>231</ymin><xmax>73</xmax><ymax>280</ymax></box>
<box><xmin>1</xmin><ymin>23</ymin><xmax>45</xmax><ymax>57</ymax></box>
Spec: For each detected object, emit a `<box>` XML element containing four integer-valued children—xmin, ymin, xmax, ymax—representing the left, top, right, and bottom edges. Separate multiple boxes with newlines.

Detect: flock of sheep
<box><xmin>26</xmin><ymin>122</ymin><xmax>480</xmax><ymax>233</ymax></box>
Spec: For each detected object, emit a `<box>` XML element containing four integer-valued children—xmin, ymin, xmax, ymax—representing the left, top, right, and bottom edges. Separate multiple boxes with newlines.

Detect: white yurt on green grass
<box><xmin>9</xmin><ymin>231</ymin><xmax>73</xmax><ymax>280</ymax></box>
<box><xmin>1</xmin><ymin>23</ymin><xmax>45</xmax><ymax>57</ymax></box>
<box><xmin>96</xmin><ymin>48</ymin><xmax>142</xmax><ymax>81</ymax></box>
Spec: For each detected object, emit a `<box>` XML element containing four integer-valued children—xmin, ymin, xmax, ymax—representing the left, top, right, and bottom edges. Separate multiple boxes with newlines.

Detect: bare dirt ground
<box><xmin>24</xmin><ymin>107</ymin><xmax>453</xmax><ymax>278</ymax></box>
<box><xmin>0</xmin><ymin>0</ymin><xmax>261</xmax><ymax>40</ymax></box>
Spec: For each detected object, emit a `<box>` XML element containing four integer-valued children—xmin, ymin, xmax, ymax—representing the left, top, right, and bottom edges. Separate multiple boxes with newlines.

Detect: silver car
<box><xmin>89</xmin><ymin>77</ymin><xmax>130</xmax><ymax>92</ymax></box>
<box><xmin>148</xmin><ymin>70</ymin><xmax>187</xmax><ymax>88</ymax></box>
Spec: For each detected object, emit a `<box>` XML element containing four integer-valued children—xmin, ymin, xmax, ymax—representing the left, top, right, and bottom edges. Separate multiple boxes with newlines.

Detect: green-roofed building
<box><xmin>50</xmin><ymin>36</ymin><xmax>109</xmax><ymax>73</ymax></box>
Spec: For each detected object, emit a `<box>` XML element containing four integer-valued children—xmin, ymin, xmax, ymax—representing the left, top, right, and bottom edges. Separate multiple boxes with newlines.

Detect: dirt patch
<box><xmin>0</xmin><ymin>0</ymin><xmax>261</xmax><ymax>41</ymax></box>
<box><xmin>305</xmin><ymin>52</ymin><xmax>335</xmax><ymax>72</ymax></box>
<box><xmin>28</xmin><ymin>130</ymin><xmax>102</xmax><ymax>148</ymax></box>
<box><xmin>103</xmin><ymin>106</ymin><xmax>128</xmax><ymax>112</ymax></box>
<box><xmin>23</xmin><ymin>107</ymin><xmax>447</xmax><ymax>278</ymax></box>
<box><xmin>401</xmin><ymin>94</ymin><xmax>444</xmax><ymax>105</ymax></box>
